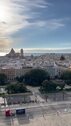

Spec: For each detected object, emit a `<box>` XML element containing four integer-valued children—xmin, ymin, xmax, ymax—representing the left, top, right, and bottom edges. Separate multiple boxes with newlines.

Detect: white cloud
<box><xmin>0</xmin><ymin>0</ymin><xmax>48</xmax><ymax>36</ymax></box>
<box><xmin>0</xmin><ymin>0</ymin><xmax>48</xmax><ymax>50</ymax></box>
<box><xmin>0</xmin><ymin>38</ymin><xmax>11</xmax><ymax>51</ymax></box>
<box><xmin>47</xmin><ymin>19</ymin><xmax>65</xmax><ymax>30</ymax></box>
<box><xmin>0</xmin><ymin>0</ymin><xmax>66</xmax><ymax>52</ymax></box>
<box><xmin>12</xmin><ymin>0</ymin><xmax>48</xmax><ymax>9</ymax></box>
<box><xmin>22</xmin><ymin>47</ymin><xmax>71</xmax><ymax>51</ymax></box>
<box><xmin>12</xmin><ymin>47</ymin><xmax>71</xmax><ymax>54</ymax></box>
<box><xmin>0</xmin><ymin>0</ymin><xmax>65</xmax><ymax>37</ymax></box>
<box><xmin>34</xmin><ymin>19</ymin><xmax>65</xmax><ymax>30</ymax></box>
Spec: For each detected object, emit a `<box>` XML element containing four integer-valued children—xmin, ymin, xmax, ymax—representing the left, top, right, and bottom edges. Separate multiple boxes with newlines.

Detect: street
<box><xmin>0</xmin><ymin>101</ymin><xmax>71</xmax><ymax>126</ymax></box>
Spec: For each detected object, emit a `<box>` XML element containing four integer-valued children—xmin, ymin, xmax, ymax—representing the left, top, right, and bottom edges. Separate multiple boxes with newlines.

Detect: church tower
<box><xmin>20</xmin><ymin>49</ymin><xmax>24</xmax><ymax>58</ymax></box>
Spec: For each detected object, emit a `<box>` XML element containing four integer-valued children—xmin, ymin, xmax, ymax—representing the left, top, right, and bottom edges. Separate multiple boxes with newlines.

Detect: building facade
<box><xmin>6</xmin><ymin>48</ymin><xmax>24</xmax><ymax>58</ymax></box>
<box><xmin>0</xmin><ymin>67</ymin><xmax>33</xmax><ymax>81</ymax></box>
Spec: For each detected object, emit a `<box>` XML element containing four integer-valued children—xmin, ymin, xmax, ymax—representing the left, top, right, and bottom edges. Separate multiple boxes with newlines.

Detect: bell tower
<box><xmin>20</xmin><ymin>49</ymin><xmax>24</xmax><ymax>58</ymax></box>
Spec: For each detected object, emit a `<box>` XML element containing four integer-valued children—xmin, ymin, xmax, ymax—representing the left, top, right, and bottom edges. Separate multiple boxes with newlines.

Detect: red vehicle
<box><xmin>5</xmin><ymin>110</ymin><xmax>11</xmax><ymax>117</ymax></box>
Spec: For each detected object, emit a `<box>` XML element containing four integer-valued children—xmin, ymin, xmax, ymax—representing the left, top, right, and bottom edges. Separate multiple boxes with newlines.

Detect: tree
<box><xmin>24</xmin><ymin>69</ymin><xmax>50</xmax><ymax>86</ymax></box>
<box><xmin>61</xmin><ymin>70</ymin><xmax>71</xmax><ymax>85</ymax></box>
<box><xmin>15</xmin><ymin>76</ymin><xmax>24</xmax><ymax>83</ymax></box>
<box><xmin>40</xmin><ymin>80</ymin><xmax>65</xmax><ymax>93</ymax></box>
<box><xmin>61</xmin><ymin>71</ymin><xmax>71</xmax><ymax>80</ymax></box>
<box><xmin>5</xmin><ymin>83</ymin><xmax>28</xmax><ymax>94</ymax></box>
<box><xmin>40</xmin><ymin>80</ymin><xmax>57</xmax><ymax>93</ymax></box>
<box><xmin>51</xmin><ymin>80</ymin><xmax>65</xmax><ymax>90</ymax></box>
<box><xmin>0</xmin><ymin>73</ymin><xmax>7</xmax><ymax>85</ymax></box>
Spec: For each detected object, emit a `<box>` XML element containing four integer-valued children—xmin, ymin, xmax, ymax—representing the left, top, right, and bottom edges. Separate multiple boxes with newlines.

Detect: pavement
<box><xmin>1</xmin><ymin>86</ymin><xmax>71</xmax><ymax>126</ymax></box>
<box><xmin>0</xmin><ymin>108</ymin><xmax>71</xmax><ymax>126</ymax></box>
<box><xmin>0</xmin><ymin>101</ymin><xmax>71</xmax><ymax>126</ymax></box>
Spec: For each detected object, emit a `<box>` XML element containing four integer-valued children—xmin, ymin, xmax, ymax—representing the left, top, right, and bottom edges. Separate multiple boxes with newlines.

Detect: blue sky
<box><xmin>0</xmin><ymin>0</ymin><xmax>71</xmax><ymax>54</ymax></box>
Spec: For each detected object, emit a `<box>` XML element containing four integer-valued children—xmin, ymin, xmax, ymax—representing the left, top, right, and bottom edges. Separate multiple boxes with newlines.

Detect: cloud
<box><xmin>12</xmin><ymin>0</ymin><xmax>48</xmax><ymax>9</ymax></box>
<box><xmin>25</xmin><ymin>48</ymin><xmax>71</xmax><ymax>53</ymax></box>
<box><xmin>13</xmin><ymin>47</ymin><xmax>71</xmax><ymax>53</ymax></box>
<box><xmin>0</xmin><ymin>0</ymin><xmax>48</xmax><ymax>36</ymax></box>
<box><xmin>0</xmin><ymin>38</ymin><xmax>11</xmax><ymax>51</ymax></box>
<box><xmin>47</xmin><ymin>19</ymin><xmax>65</xmax><ymax>30</ymax></box>
<box><xmin>0</xmin><ymin>0</ymin><xmax>65</xmax><ymax>37</ymax></box>
<box><xmin>34</xmin><ymin>19</ymin><xmax>65</xmax><ymax>30</ymax></box>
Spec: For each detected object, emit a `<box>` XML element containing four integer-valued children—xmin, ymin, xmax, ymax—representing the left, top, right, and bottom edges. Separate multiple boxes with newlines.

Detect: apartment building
<box><xmin>0</xmin><ymin>67</ymin><xmax>33</xmax><ymax>81</ymax></box>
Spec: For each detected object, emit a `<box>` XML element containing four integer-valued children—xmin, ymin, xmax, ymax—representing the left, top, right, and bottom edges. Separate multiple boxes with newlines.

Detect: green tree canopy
<box><xmin>0</xmin><ymin>73</ymin><xmax>7</xmax><ymax>85</ymax></box>
<box><xmin>61</xmin><ymin>70</ymin><xmax>71</xmax><ymax>82</ymax></box>
<box><xmin>60</xmin><ymin>70</ymin><xmax>71</xmax><ymax>85</ymax></box>
<box><xmin>51</xmin><ymin>80</ymin><xmax>65</xmax><ymax>90</ymax></box>
<box><xmin>40</xmin><ymin>80</ymin><xmax>57</xmax><ymax>93</ymax></box>
<box><xmin>15</xmin><ymin>76</ymin><xmax>24</xmax><ymax>83</ymax></box>
<box><xmin>24</xmin><ymin>69</ymin><xmax>50</xmax><ymax>86</ymax></box>
<box><xmin>40</xmin><ymin>80</ymin><xmax>65</xmax><ymax>93</ymax></box>
<box><xmin>5</xmin><ymin>83</ymin><xmax>28</xmax><ymax>94</ymax></box>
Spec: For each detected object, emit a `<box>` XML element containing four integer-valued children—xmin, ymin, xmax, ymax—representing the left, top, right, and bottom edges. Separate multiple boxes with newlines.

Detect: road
<box><xmin>1</xmin><ymin>87</ymin><xmax>71</xmax><ymax>126</ymax></box>
<box><xmin>1</xmin><ymin>85</ymin><xmax>71</xmax><ymax>126</ymax></box>
<box><xmin>0</xmin><ymin>101</ymin><xmax>71</xmax><ymax>126</ymax></box>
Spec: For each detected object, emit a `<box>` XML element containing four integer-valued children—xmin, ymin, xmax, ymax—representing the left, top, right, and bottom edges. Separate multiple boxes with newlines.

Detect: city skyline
<box><xmin>0</xmin><ymin>0</ymin><xmax>71</xmax><ymax>55</ymax></box>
